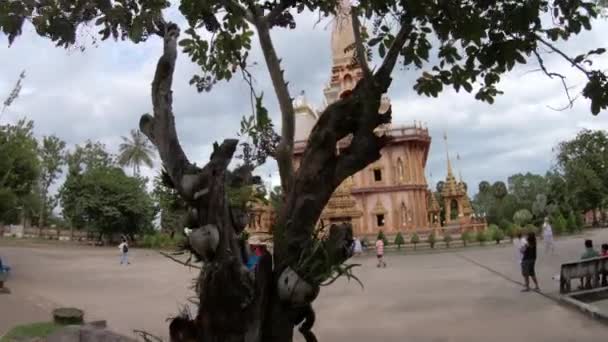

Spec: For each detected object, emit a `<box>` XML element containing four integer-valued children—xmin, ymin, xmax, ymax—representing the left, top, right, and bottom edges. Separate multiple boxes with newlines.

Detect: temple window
<box><xmin>373</xmin><ymin>169</ymin><xmax>382</xmax><ymax>182</ymax></box>
<box><xmin>401</xmin><ymin>203</ymin><xmax>407</xmax><ymax>226</ymax></box>
<box><xmin>376</xmin><ymin>214</ymin><xmax>385</xmax><ymax>227</ymax></box>
<box><xmin>397</xmin><ymin>158</ymin><xmax>404</xmax><ymax>183</ymax></box>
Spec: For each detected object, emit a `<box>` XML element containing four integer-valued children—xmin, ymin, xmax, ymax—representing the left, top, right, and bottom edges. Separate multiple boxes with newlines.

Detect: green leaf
<box><xmin>368</xmin><ymin>36</ymin><xmax>383</xmax><ymax>46</ymax></box>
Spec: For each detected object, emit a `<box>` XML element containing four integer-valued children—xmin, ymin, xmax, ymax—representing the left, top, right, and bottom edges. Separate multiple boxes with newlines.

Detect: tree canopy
<box><xmin>37</xmin><ymin>135</ymin><xmax>66</xmax><ymax>227</ymax></box>
<box><xmin>555</xmin><ymin>129</ymin><xmax>608</xmax><ymax>224</ymax></box>
<box><xmin>0</xmin><ymin>119</ymin><xmax>39</xmax><ymax>223</ymax></box>
<box><xmin>60</xmin><ymin>140</ymin><xmax>155</xmax><ymax>237</ymax></box>
<box><xmin>118</xmin><ymin>129</ymin><xmax>155</xmax><ymax>176</ymax></box>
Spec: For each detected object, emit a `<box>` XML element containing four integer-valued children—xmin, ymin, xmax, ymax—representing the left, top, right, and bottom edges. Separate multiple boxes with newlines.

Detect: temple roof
<box><xmin>441</xmin><ymin>159</ymin><xmax>462</xmax><ymax>198</ymax></box>
<box><xmin>294</xmin><ymin>92</ymin><xmax>318</xmax><ymax>142</ymax></box>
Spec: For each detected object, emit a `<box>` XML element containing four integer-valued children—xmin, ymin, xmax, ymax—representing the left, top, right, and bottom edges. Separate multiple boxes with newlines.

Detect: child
<box><xmin>601</xmin><ymin>243</ymin><xmax>608</xmax><ymax>257</ymax></box>
<box><xmin>521</xmin><ymin>232</ymin><xmax>539</xmax><ymax>292</ymax></box>
<box><xmin>118</xmin><ymin>238</ymin><xmax>130</xmax><ymax>265</ymax></box>
<box><xmin>375</xmin><ymin>237</ymin><xmax>386</xmax><ymax>268</ymax></box>
<box><xmin>581</xmin><ymin>239</ymin><xmax>599</xmax><ymax>260</ymax></box>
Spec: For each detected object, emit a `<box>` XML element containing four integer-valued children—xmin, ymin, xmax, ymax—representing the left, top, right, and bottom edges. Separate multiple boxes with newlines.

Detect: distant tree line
<box><xmin>0</xmin><ymin>117</ymin><xmax>158</xmax><ymax>241</ymax></box>
<box><xmin>470</xmin><ymin>129</ymin><xmax>608</xmax><ymax>232</ymax></box>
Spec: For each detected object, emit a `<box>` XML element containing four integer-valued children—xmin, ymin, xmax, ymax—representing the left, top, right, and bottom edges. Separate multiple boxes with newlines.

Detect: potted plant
<box><xmin>394</xmin><ymin>232</ymin><xmax>405</xmax><ymax>250</ymax></box>
<box><xmin>443</xmin><ymin>233</ymin><xmax>453</xmax><ymax>248</ymax></box>
<box><xmin>476</xmin><ymin>230</ymin><xmax>488</xmax><ymax>246</ymax></box>
<box><xmin>461</xmin><ymin>231</ymin><xmax>471</xmax><ymax>247</ymax></box>
<box><xmin>427</xmin><ymin>231</ymin><xmax>436</xmax><ymax>249</ymax></box>
<box><xmin>410</xmin><ymin>233</ymin><xmax>420</xmax><ymax>250</ymax></box>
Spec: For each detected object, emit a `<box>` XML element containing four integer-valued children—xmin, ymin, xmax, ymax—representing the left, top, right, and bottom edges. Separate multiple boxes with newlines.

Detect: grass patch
<box><xmin>1</xmin><ymin>322</ymin><xmax>62</xmax><ymax>342</ymax></box>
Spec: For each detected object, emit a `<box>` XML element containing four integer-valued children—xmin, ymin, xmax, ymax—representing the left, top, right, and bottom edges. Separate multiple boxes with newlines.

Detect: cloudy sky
<box><xmin>1</xmin><ymin>8</ymin><xmax>608</xmax><ymax>197</ymax></box>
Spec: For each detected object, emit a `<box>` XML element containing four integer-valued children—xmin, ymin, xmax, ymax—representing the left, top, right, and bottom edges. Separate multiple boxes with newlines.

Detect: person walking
<box><xmin>118</xmin><ymin>238</ymin><xmax>130</xmax><ymax>265</ymax></box>
<box><xmin>375</xmin><ymin>237</ymin><xmax>386</xmax><ymax>268</ymax></box>
<box><xmin>521</xmin><ymin>232</ymin><xmax>540</xmax><ymax>292</ymax></box>
<box><xmin>542</xmin><ymin>217</ymin><xmax>555</xmax><ymax>254</ymax></box>
<box><xmin>353</xmin><ymin>237</ymin><xmax>363</xmax><ymax>256</ymax></box>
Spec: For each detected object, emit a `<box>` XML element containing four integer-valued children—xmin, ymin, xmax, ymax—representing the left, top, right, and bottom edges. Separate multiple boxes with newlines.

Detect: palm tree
<box><xmin>118</xmin><ymin>129</ymin><xmax>155</xmax><ymax>176</ymax></box>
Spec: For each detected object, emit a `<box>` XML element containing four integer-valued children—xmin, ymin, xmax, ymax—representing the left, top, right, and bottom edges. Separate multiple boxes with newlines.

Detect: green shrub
<box><xmin>428</xmin><ymin>231</ymin><xmax>436</xmax><ymax>248</ymax></box>
<box><xmin>506</xmin><ymin>224</ymin><xmax>522</xmax><ymax>241</ymax></box>
<box><xmin>490</xmin><ymin>226</ymin><xmax>505</xmax><ymax>244</ymax></box>
<box><xmin>524</xmin><ymin>224</ymin><xmax>539</xmax><ymax>235</ymax></box>
<box><xmin>499</xmin><ymin>219</ymin><xmax>512</xmax><ymax>232</ymax></box>
<box><xmin>140</xmin><ymin>232</ymin><xmax>182</xmax><ymax>249</ymax></box>
<box><xmin>513</xmin><ymin>209</ymin><xmax>533</xmax><ymax>226</ymax></box>
<box><xmin>443</xmin><ymin>233</ymin><xmax>453</xmax><ymax>248</ymax></box>
<box><xmin>377</xmin><ymin>230</ymin><xmax>389</xmax><ymax>246</ymax></box>
<box><xmin>461</xmin><ymin>231</ymin><xmax>472</xmax><ymax>247</ymax></box>
<box><xmin>476</xmin><ymin>230</ymin><xmax>488</xmax><ymax>245</ymax></box>
<box><xmin>566</xmin><ymin>211</ymin><xmax>576</xmax><ymax>234</ymax></box>
<box><xmin>394</xmin><ymin>232</ymin><xmax>405</xmax><ymax>250</ymax></box>
<box><xmin>410</xmin><ymin>233</ymin><xmax>420</xmax><ymax>250</ymax></box>
<box><xmin>551</xmin><ymin>212</ymin><xmax>567</xmax><ymax>235</ymax></box>
<box><xmin>575</xmin><ymin>212</ymin><xmax>584</xmax><ymax>231</ymax></box>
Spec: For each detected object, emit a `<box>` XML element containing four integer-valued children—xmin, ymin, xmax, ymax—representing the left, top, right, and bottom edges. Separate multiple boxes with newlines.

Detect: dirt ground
<box><xmin>1</xmin><ymin>229</ymin><xmax>608</xmax><ymax>341</ymax></box>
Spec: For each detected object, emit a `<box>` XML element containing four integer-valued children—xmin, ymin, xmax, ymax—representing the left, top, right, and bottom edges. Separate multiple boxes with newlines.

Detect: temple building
<box><xmin>245</xmin><ymin>0</ymin><xmax>484</xmax><ymax>241</ymax></box>
<box><xmin>291</xmin><ymin>1</ymin><xmax>431</xmax><ymax>238</ymax></box>
<box><xmin>438</xmin><ymin>135</ymin><xmax>475</xmax><ymax>228</ymax></box>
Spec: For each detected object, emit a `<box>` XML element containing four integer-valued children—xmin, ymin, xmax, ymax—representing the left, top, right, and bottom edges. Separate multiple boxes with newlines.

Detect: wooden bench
<box><xmin>560</xmin><ymin>256</ymin><xmax>608</xmax><ymax>294</ymax></box>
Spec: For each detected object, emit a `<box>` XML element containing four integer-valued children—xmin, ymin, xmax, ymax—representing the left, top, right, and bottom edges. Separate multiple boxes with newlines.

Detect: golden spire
<box><xmin>444</xmin><ymin>132</ymin><xmax>454</xmax><ymax>177</ymax></box>
<box><xmin>442</xmin><ymin>132</ymin><xmax>459</xmax><ymax>198</ymax></box>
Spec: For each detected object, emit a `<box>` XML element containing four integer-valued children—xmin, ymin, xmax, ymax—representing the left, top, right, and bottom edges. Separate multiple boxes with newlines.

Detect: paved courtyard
<box><xmin>1</xmin><ymin>229</ymin><xmax>608</xmax><ymax>341</ymax></box>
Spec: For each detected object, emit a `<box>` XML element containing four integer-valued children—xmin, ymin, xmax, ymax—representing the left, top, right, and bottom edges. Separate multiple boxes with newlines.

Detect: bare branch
<box><xmin>159</xmin><ymin>251</ymin><xmax>202</xmax><ymax>270</ymax></box>
<box><xmin>351</xmin><ymin>10</ymin><xmax>371</xmax><ymax>79</ymax></box>
<box><xmin>532</xmin><ymin>49</ymin><xmax>577</xmax><ymax>110</ymax></box>
<box><xmin>535</xmin><ymin>34</ymin><xmax>592</xmax><ymax>77</ymax></box>
<box><xmin>265</xmin><ymin>0</ymin><xmax>296</xmax><ymax>24</ymax></box>
<box><xmin>254</xmin><ymin>18</ymin><xmax>294</xmax><ymax>192</ymax></box>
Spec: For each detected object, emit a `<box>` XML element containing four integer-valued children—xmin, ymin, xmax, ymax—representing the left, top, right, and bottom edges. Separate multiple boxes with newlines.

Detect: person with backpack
<box><xmin>118</xmin><ymin>238</ymin><xmax>130</xmax><ymax>265</ymax></box>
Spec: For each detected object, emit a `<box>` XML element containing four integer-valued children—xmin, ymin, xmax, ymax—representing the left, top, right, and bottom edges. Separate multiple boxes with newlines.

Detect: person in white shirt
<box><xmin>353</xmin><ymin>237</ymin><xmax>363</xmax><ymax>256</ymax></box>
<box><xmin>542</xmin><ymin>217</ymin><xmax>555</xmax><ymax>254</ymax></box>
<box><xmin>118</xmin><ymin>238</ymin><xmax>130</xmax><ymax>265</ymax></box>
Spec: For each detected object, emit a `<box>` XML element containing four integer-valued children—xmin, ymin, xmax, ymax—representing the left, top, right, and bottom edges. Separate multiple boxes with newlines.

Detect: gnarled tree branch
<box><xmin>253</xmin><ymin>18</ymin><xmax>295</xmax><ymax>193</ymax></box>
<box><xmin>139</xmin><ymin>22</ymin><xmax>196</xmax><ymax>200</ymax></box>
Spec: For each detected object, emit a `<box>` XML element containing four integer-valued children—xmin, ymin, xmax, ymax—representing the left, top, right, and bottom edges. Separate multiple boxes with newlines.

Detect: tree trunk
<box><xmin>38</xmin><ymin>198</ymin><xmax>45</xmax><ymax>229</ymax></box>
<box><xmin>593</xmin><ymin>209</ymin><xmax>598</xmax><ymax>227</ymax></box>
